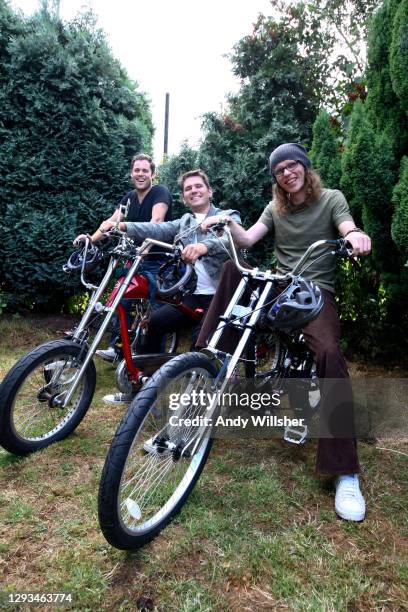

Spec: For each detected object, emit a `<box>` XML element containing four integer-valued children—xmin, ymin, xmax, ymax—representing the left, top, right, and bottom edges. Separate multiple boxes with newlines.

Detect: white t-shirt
<box><xmin>193</xmin><ymin>213</ymin><xmax>217</xmax><ymax>295</ymax></box>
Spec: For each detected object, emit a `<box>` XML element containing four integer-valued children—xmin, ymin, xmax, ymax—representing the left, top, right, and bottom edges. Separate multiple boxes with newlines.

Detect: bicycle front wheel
<box><xmin>0</xmin><ymin>340</ymin><xmax>96</xmax><ymax>455</ymax></box>
<box><xmin>98</xmin><ymin>352</ymin><xmax>218</xmax><ymax>550</ymax></box>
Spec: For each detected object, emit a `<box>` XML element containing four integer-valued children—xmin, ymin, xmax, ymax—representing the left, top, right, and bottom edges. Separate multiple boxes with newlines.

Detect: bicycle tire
<box><xmin>98</xmin><ymin>352</ymin><xmax>218</xmax><ymax>550</ymax></box>
<box><xmin>0</xmin><ymin>340</ymin><xmax>96</xmax><ymax>455</ymax></box>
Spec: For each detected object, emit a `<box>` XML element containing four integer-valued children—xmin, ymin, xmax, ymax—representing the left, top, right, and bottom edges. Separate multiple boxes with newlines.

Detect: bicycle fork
<box><xmin>55</xmin><ymin>255</ymin><xmax>145</xmax><ymax>408</ymax></box>
<box><xmin>188</xmin><ymin>275</ymin><xmax>275</xmax><ymax>456</ymax></box>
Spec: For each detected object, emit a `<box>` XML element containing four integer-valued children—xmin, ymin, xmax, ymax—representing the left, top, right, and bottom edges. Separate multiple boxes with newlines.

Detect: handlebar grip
<box><xmin>335</xmin><ymin>238</ymin><xmax>357</xmax><ymax>263</ymax></box>
<box><xmin>104</xmin><ymin>228</ymin><xmax>125</xmax><ymax>237</ymax></box>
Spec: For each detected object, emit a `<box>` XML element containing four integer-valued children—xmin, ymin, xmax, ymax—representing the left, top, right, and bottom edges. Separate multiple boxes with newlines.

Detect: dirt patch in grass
<box><xmin>225</xmin><ymin>583</ymin><xmax>287</xmax><ymax>611</ymax></box>
<box><xmin>0</xmin><ymin>313</ymin><xmax>80</xmax><ymax>354</ymax></box>
<box><xmin>348</xmin><ymin>359</ymin><xmax>408</xmax><ymax>377</ymax></box>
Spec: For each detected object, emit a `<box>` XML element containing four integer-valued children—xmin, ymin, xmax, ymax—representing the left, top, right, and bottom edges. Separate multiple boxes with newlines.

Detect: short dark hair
<box><xmin>178</xmin><ymin>169</ymin><xmax>211</xmax><ymax>191</ymax></box>
<box><xmin>130</xmin><ymin>153</ymin><xmax>155</xmax><ymax>174</ymax></box>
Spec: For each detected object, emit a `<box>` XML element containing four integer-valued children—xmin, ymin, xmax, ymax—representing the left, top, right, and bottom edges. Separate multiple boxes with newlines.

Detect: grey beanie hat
<box><xmin>268</xmin><ymin>143</ymin><xmax>311</xmax><ymax>177</ymax></box>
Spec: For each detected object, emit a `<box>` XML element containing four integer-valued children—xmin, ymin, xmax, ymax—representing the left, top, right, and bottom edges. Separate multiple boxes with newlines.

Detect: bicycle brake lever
<box><xmin>208</xmin><ymin>221</ymin><xmax>228</xmax><ymax>234</ymax></box>
<box><xmin>104</xmin><ymin>228</ymin><xmax>127</xmax><ymax>239</ymax></box>
<box><xmin>336</xmin><ymin>239</ymin><xmax>360</xmax><ymax>269</ymax></box>
<box><xmin>348</xmin><ymin>254</ymin><xmax>361</xmax><ymax>270</ymax></box>
<box><xmin>335</xmin><ymin>239</ymin><xmax>352</xmax><ymax>257</ymax></box>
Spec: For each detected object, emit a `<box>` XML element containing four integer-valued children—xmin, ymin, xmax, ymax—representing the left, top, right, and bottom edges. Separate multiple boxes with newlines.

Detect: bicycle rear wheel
<box><xmin>130</xmin><ymin>299</ymin><xmax>179</xmax><ymax>354</ymax></box>
<box><xmin>98</xmin><ymin>352</ymin><xmax>218</xmax><ymax>550</ymax></box>
<box><xmin>245</xmin><ymin>331</ymin><xmax>284</xmax><ymax>384</ymax></box>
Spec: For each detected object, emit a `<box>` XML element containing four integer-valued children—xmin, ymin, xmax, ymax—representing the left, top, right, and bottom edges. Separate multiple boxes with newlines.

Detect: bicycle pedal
<box><xmin>283</xmin><ymin>424</ymin><xmax>308</xmax><ymax>445</ymax></box>
<box><xmin>143</xmin><ymin>437</ymin><xmax>157</xmax><ymax>454</ymax></box>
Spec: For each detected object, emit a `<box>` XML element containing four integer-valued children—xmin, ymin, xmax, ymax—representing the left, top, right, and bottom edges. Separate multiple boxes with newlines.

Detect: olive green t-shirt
<box><xmin>258</xmin><ymin>189</ymin><xmax>353</xmax><ymax>292</ymax></box>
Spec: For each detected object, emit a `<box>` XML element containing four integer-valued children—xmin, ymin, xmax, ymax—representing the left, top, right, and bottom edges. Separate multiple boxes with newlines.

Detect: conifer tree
<box><xmin>391</xmin><ymin>157</ymin><xmax>408</xmax><ymax>259</ymax></box>
<box><xmin>0</xmin><ymin>3</ymin><xmax>153</xmax><ymax>309</ymax></box>
<box><xmin>310</xmin><ymin>110</ymin><xmax>342</xmax><ymax>189</ymax></box>
<box><xmin>390</xmin><ymin>0</ymin><xmax>408</xmax><ymax>114</ymax></box>
<box><xmin>340</xmin><ymin>101</ymin><xmax>367</xmax><ymax>223</ymax></box>
<box><xmin>365</xmin><ymin>0</ymin><xmax>407</xmax><ymax>157</ymax></box>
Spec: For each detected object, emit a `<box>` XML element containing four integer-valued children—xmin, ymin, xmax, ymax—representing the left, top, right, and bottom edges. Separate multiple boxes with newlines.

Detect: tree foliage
<box><xmin>264</xmin><ymin>0</ymin><xmax>381</xmax><ymax>113</ymax></box>
<box><xmin>333</xmin><ymin>0</ymin><xmax>408</xmax><ymax>358</ymax></box>
<box><xmin>340</xmin><ymin>102</ymin><xmax>398</xmax><ymax>267</ymax></box>
<box><xmin>0</xmin><ymin>1</ymin><xmax>153</xmax><ymax>310</ymax></box>
<box><xmin>391</xmin><ymin>157</ymin><xmax>408</xmax><ymax>259</ymax></box>
<box><xmin>310</xmin><ymin>109</ymin><xmax>342</xmax><ymax>188</ymax></box>
<box><xmin>340</xmin><ymin>101</ymin><xmax>367</xmax><ymax>221</ymax></box>
<box><xmin>389</xmin><ymin>0</ymin><xmax>408</xmax><ymax>113</ymax></box>
<box><xmin>157</xmin><ymin>142</ymin><xmax>199</xmax><ymax>218</ymax></box>
<box><xmin>365</xmin><ymin>0</ymin><xmax>408</xmax><ymax>156</ymax></box>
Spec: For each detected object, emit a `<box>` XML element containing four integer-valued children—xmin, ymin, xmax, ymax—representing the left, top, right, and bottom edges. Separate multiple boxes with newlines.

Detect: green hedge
<box><xmin>0</xmin><ymin>4</ymin><xmax>153</xmax><ymax>310</ymax></box>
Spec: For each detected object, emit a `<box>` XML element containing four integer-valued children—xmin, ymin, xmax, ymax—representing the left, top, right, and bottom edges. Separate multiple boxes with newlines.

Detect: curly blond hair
<box><xmin>273</xmin><ymin>168</ymin><xmax>323</xmax><ymax>216</ymax></box>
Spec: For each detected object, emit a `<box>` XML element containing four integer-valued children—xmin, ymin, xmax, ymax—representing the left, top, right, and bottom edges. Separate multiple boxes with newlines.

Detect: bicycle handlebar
<box><xmin>207</xmin><ymin>222</ymin><xmax>354</xmax><ymax>280</ymax></box>
<box><xmin>101</xmin><ymin>228</ymin><xmax>178</xmax><ymax>255</ymax></box>
<box><xmin>66</xmin><ymin>229</ymin><xmax>189</xmax><ymax>296</ymax></box>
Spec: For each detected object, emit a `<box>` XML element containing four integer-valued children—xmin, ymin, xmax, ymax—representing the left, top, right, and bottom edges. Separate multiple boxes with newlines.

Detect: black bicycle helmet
<box><xmin>157</xmin><ymin>257</ymin><xmax>197</xmax><ymax>298</ymax></box>
<box><xmin>63</xmin><ymin>244</ymin><xmax>103</xmax><ymax>273</ymax></box>
<box><xmin>266</xmin><ymin>277</ymin><xmax>324</xmax><ymax>331</ymax></box>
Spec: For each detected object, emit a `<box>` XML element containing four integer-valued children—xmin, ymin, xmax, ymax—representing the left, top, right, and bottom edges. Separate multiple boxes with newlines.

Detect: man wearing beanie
<box><xmin>199</xmin><ymin>142</ymin><xmax>371</xmax><ymax>522</ymax></box>
<box><xmin>268</xmin><ymin>142</ymin><xmax>312</xmax><ymax>171</ymax></box>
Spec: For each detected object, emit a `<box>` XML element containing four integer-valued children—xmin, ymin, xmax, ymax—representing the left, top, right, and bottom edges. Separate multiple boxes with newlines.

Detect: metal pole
<box><xmin>163</xmin><ymin>92</ymin><xmax>170</xmax><ymax>157</ymax></box>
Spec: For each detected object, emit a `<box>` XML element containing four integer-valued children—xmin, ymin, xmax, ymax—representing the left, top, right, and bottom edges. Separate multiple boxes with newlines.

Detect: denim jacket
<box><xmin>124</xmin><ymin>204</ymin><xmax>241</xmax><ymax>285</ymax></box>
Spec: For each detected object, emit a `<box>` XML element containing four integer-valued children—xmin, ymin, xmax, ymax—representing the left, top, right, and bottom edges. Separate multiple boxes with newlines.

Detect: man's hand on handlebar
<box><xmin>73</xmin><ymin>219</ymin><xmax>126</xmax><ymax>246</ymax></box>
<box><xmin>98</xmin><ymin>219</ymin><xmax>125</xmax><ymax>234</ymax></box>
<box><xmin>201</xmin><ymin>215</ymin><xmax>230</xmax><ymax>232</ymax></box>
<box><xmin>344</xmin><ymin>232</ymin><xmax>371</xmax><ymax>257</ymax></box>
<box><xmin>182</xmin><ymin>243</ymin><xmax>208</xmax><ymax>264</ymax></box>
<box><xmin>73</xmin><ymin>233</ymin><xmax>91</xmax><ymax>246</ymax></box>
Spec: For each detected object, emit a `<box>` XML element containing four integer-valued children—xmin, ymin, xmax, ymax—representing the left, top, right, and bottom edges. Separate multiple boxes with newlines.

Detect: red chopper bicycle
<box><xmin>0</xmin><ymin>222</ymin><xmax>202</xmax><ymax>456</ymax></box>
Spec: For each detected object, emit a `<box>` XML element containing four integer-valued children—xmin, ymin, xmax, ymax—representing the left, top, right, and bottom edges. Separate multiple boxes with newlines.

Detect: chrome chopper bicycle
<box><xmin>0</xmin><ymin>225</ymin><xmax>201</xmax><ymax>456</ymax></box>
<box><xmin>98</xmin><ymin>224</ymin><xmax>354</xmax><ymax>549</ymax></box>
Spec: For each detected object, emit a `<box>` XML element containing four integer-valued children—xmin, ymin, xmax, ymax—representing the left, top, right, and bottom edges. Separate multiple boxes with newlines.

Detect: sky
<box><xmin>11</xmin><ymin>0</ymin><xmax>274</xmax><ymax>163</ymax></box>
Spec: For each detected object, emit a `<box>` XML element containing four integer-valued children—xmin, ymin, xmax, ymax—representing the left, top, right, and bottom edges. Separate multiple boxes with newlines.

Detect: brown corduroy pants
<box><xmin>197</xmin><ymin>261</ymin><xmax>359</xmax><ymax>475</ymax></box>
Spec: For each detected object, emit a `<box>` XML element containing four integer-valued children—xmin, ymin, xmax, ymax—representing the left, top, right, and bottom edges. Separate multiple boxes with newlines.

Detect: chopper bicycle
<box><xmin>0</xmin><ymin>231</ymin><xmax>202</xmax><ymax>456</ymax></box>
<box><xmin>97</xmin><ymin>224</ymin><xmax>355</xmax><ymax>549</ymax></box>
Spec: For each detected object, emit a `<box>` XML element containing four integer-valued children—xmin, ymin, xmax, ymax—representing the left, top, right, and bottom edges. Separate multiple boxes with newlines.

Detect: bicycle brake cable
<box><xmin>174</xmin><ymin>222</ymin><xmax>202</xmax><ymax>243</ymax></box>
<box><xmin>293</xmin><ymin>248</ymin><xmax>339</xmax><ymax>278</ymax></box>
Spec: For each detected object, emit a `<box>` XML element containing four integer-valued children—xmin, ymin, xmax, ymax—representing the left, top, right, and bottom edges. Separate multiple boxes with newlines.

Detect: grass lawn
<box><xmin>0</xmin><ymin>314</ymin><xmax>407</xmax><ymax>611</ymax></box>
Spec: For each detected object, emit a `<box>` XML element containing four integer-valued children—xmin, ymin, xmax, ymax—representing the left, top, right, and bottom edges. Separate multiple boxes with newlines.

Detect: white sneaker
<box><xmin>335</xmin><ymin>474</ymin><xmax>366</xmax><ymax>521</ymax></box>
<box><xmin>96</xmin><ymin>347</ymin><xmax>118</xmax><ymax>362</ymax></box>
<box><xmin>103</xmin><ymin>392</ymin><xmax>134</xmax><ymax>404</ymax></box>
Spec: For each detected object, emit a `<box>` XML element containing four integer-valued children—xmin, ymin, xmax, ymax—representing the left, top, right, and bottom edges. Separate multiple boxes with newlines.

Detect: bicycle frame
<box><xmin>112</xmin><ymin>278</ymin><xmax>202</xmax><ymax>383</ymax></box>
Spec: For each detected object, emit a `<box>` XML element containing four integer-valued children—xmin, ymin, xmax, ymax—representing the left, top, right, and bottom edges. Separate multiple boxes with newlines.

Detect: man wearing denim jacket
<box><xmin>100</xmin><ymin>169</ymin><xmax>241</xmax><ymax>402</ymax></box>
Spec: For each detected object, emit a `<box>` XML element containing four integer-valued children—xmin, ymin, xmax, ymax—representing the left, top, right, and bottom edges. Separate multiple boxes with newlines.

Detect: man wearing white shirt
<box><xmin>100</xmin><ymin>169</ymin><xmax>241</xmax><ymax>401</ymax></box>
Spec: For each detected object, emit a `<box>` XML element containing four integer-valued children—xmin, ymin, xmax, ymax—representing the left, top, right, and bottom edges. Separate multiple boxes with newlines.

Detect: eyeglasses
<box><xmin>274</xmin><ymin>161</ymin><xmax>299</xmax><ymax>178</ymax></box>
